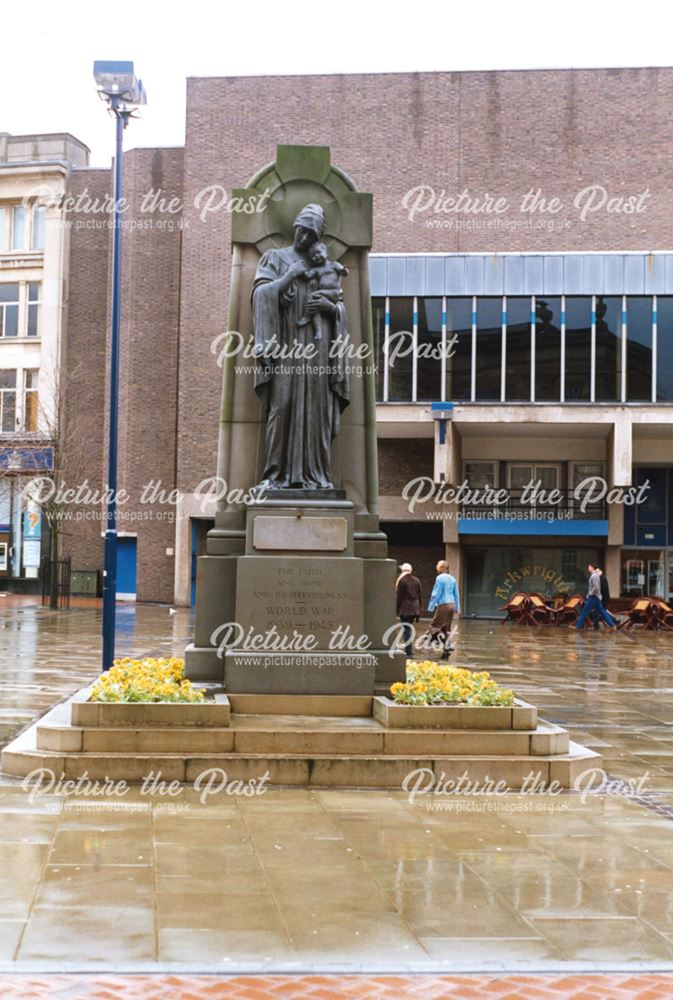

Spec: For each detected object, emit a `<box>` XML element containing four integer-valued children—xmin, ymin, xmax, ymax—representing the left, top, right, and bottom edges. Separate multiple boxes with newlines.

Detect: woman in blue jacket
<box><xmin>426</xmin><ymin>560</ymin><xmax>460</xmax><ymax>659</ymax></box>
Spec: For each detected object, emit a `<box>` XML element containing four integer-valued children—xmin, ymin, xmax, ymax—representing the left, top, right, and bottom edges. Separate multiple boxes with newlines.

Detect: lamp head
<box><xmin>93</xmin><ymin>61</ymin><xmax>147</xmax><ymax>106</ymax></box>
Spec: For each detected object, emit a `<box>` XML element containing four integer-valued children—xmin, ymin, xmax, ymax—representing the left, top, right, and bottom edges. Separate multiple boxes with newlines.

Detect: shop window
<box><xmin>465</xmin><ymin>545</ymin><xmax>601</xmax><ymax>616</ymax></box>
<box><xmin>621</xmin><ymin>550</ymin><xmax>665</xmax><ymax>599</ymax></box>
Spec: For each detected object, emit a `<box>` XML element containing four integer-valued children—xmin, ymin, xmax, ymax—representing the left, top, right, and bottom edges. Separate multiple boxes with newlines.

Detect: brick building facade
<box><xmin>61</xmin><ymin>68</ymin><xmax>673</xmax><ymax>612</ymax></box>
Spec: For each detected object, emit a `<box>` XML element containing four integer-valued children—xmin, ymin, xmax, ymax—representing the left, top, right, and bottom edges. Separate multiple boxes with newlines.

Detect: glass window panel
<box><xmin>11</xmin><ymin>206</ymin><xmax>26</xmax><ymax>250</ymax></box>
<box><xmin>31</xmin><ymin>206</ymin><xmax>45</xmax><ymax>250</ymax></box>
<box><xmin>626</xmin><ymin>296</ymin><xmax>653</xmax><ymax>402</ymax></box>
<box><xmin>386</xmin><ymin>298</ymin><xmax>413</xmax><ymax>401</ymax></box>
<box><xmin>27</xmin><ymin>305</ymin><xmax>39</xmax><ymax>338</ymax></box>
<box><xmin>475</xmin><ymin>298</ymin><xmax>502</xmax><ymax>401</ymax></box>
<box><xmin>445</xmin><ymin>297</ymin><xmax>472</xmax><ymax>401</ymax></box>
<box><xmin>0</xmin><ymin>284</ymin><xmax>19</xmax><ymax>303</ymax></box>
<box><xmin>595</xmin><ymin>295</ymin><xmax>621</xmax><ymax>402</ymax></box>
<box><xmin>621</xmin><ymin>550</ymin><xmax>664</xmax><ymax>599</ymax></box>
<box><xmin>4</xmin><ymin>306</ymin><xmax>18</xmax><ymax>337</ymax></box>
<box><xmin>657</xmin><ymin>297</ymin><xmax>673</xmax><ymax>401</ymax></box>
<box><xmin>24</xmin><ymin>369</ymin><xmax>38</xmax><ymax>432</ymax></box>
<box><xmin>565</xmin><ymin>297</ymin><xmax>592</xmax><ymax>401</ymax></box>
<box><xmin>25</xmin><ymin>394</ymin><xmax>38</xmax><ymax>431</ymax></box>
<box><xmin>28</xmin><ymin>282</ymin><xmax>40</xmax><ymax>302</ymax></box>
<box><xmin>571</xmin><ymin>462</ymin><xmax>604</xmax><ymax>518</ymax></box>
<box><xmin>416</xmin><ymin>297</ymin><xmax>442</xmax><ymax>401</ymax></box>
<box><xmin>0</xmin><ymin>369</ymin><xmax>16</xmax><ymax>432</ymax></box>
<box><xmin>0</xmin><ymin>481</ymin><xmax>10</xmax><ymax>523</ymax></box>
<box><xmin>464</xmin><ymin>462</ymin><xmax>497</xmax><ymax>488</ymax></box>
<box><xmin>535</xmin><ymin>296</ymin><xmax>562</xmax><ymax>401</ymax></box>
<box><xmin>505</xmin><ymin>297</ymin><xmax>531</xmax><ymax>401</ymax></box>
<box><xmin>1</xmin><ymin>393</ymin><xmax>15</xmax><ymax>431</ymax></box>
<box><xmin>372</xmin><ymin>297</ymin><xmax>385</xmax><ymax>401</ymax></box>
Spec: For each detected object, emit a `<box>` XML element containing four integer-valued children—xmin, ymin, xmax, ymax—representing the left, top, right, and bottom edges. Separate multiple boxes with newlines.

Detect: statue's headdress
<box><xmin>293</xmin><ymin>203</ymin><xmax>325</xmax><ymax>238</ymax></box>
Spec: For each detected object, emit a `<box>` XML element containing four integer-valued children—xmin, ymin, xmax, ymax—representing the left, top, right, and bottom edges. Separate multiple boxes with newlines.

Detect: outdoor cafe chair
<box><xmin>528</xmin><ymin>593</ymin><xmax>557</xmax><ymax>626</ymax></box>
<box><xmin>498</xmin><ymin>592</ymin><xmax>531</xmax><ymax>625</ymax></box>
<box><xmin>555</xmin><ymin>595</ymin><xmax>584</xmax><ymax>626</ymax></box>
<box><xmin>650</xmin><ymin>598</ymin><xmax>673</xmax><ymax>631</ymax></box>
<box><xmin>619</xmin><ymin>597</ymin><xmax>657</xmax><ymax>630</ymax></box>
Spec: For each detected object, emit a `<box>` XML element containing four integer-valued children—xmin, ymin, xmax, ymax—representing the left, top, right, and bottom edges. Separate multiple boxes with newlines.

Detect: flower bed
<box><xmin>390</xmin><ymin>661</ymin><xmax>514</xmax><ymax>707</ymax></box>
<box><xmin>89</xmin><ymin>657</ymin><xmax>205</xmax><ymax>704</ymax></box>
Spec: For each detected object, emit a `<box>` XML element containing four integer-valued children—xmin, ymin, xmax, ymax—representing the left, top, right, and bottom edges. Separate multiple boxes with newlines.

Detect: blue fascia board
<box><xmin>458</xmin><ymin>518</ymin><xmax>609</xmax><ymax>536</ymax></box>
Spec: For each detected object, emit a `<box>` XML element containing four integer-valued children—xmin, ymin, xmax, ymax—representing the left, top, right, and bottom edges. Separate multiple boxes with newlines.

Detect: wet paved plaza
<box><xmin>1</xmin><ymin>604</ymin><xmax>673</xmax><ymax>977</ymax></box>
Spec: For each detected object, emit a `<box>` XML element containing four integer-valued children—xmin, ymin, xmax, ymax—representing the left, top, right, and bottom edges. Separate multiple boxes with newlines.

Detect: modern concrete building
<box><xmin>60</xmin><ymin>68</ymin><xmax>673</xmax><ymax>614</ymax></box>
<box><xmin>0</xmin><ymin>132</ymin><xmax>89</xmax><ymax>587</ymax></box>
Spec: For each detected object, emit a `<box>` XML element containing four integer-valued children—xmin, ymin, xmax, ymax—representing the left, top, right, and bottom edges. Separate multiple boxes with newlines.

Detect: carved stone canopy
<box><xmin>231</xmin><ymin>145</ymin><xmax>372</xmax><ymax>259</ymax></box>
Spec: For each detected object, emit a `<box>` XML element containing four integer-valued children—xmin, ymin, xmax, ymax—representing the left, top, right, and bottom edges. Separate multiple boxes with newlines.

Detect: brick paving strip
<box><xmin>1</xmin><ymin>975</ymin><xmax>673</xmax><ymax>999</ymax></box>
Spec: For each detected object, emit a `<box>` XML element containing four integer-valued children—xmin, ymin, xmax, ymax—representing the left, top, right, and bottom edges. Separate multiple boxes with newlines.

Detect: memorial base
<box><xmin>185</xmin><ymin>498</ymin><xmax>407</xmax><ymax>694</ymax></box>
<box><xmin>1</xmin><ymin>685</ymin><xmax>603</xmax><ymax>789</ymax></box>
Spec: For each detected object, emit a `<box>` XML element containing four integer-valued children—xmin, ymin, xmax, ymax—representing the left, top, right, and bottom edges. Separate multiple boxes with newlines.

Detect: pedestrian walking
<box><xmin>426</xmin><ymin>560</ymin><xmax>461</xmax><ymax>658</ymax></box>
<box><xmin>590</xmin><ymin>567</ymin><xmax>612</xmax><ymax>630</ymax></box>
<box><xmin>573</xmin><ymin>563</ymin><xmax>616</xmax><ymax>630</ymax></box>
<box><xmin>396</xmin><ymin>562</ymin><xmax>422</xmax><ymax>658</ymax></box>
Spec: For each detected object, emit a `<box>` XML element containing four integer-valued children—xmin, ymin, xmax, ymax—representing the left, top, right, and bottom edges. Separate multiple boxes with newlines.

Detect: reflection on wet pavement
<box><xmin>0</xmin><ymin>604</ymin><xmax>189</xmax><ymax>746</ymax></box>
<box><xmin>0</xmin><ymin>609</ymin><xmax>673</xmax><ymax>970</ymax></box>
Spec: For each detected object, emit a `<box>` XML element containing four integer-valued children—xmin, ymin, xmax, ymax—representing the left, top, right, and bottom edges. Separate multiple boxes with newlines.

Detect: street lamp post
<box><xmin>93</xmin><ymin>62</ymin><xmax>146</xmax><ymax>670</ymax></box>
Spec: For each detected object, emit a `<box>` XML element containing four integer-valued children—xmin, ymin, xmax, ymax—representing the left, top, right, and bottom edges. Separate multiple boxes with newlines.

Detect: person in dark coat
<box><xmin>396</xmin><ymin>562</ymin><xmax>422</xmax><ymax>658</ymax></box>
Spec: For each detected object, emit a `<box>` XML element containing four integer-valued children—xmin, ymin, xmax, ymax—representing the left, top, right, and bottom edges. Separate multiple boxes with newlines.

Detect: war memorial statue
<box><xmin>185</xmin><ymin>145</ymin><xmax>406</xmax><ymax>693</ymax></box>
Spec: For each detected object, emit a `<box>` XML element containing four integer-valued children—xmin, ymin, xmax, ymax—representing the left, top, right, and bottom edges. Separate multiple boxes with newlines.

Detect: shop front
<box><xmin>623</xmin><ymin>467</ymin><xmax>673</xmax><ymax>602</ymax></box>
<box><xmin>0</xmin><ymin>446</ymin><xmax>53</xmax><ymax>591</ymax></box>
<box><xmin>464</xmin><ymin>544</ymin><xmax>603</xmax><ymax>617</ymax></box>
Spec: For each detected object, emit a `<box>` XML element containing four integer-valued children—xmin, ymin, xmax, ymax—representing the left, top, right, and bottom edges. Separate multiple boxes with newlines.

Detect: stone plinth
<box><xmin>224</xmin><ymin>650</ymin><xmax>376</xmax><ymax>695</ymax></box>
<box><xmin>186</xmin><ymin>497</ymin><xmax>406</xmax><ymax>691</ymax></box>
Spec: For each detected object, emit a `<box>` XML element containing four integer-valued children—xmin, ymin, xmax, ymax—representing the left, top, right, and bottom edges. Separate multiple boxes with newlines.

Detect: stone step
<box><xmin>227</xmin><ymin>694</ymin><xmax>373</xmax><ymax>716</ymax></box>
<box><xmin>34</xmin><ymin>703</ymin><xmax>569</xmax><ymax>756</ymax></box>
<box><xmin>2</xmin><ymin>718</ymin><xmax>598</xmax><ymax>789</ymax></box>
<box><xmin>34</xmin><ymin>722</ymin><xmax>569</xmax><ymax>757</ymax></box>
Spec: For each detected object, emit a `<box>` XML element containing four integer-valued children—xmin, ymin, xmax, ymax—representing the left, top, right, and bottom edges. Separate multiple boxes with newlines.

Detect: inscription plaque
<box><xmin>235</xmin><ymin>557</ymin><xmax>364</xmax><ymax>647</ymax></box>
<box><xmin>253</xmin><ymin>516</ymin><xmax>348</xmax><ymax>552</ymax></box>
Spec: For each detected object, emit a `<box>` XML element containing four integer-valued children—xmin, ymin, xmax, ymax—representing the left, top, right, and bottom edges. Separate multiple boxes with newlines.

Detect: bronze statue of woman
<box><xmin>251</xmin><ymin>204</ymin><xmax>349</xmax><ymax>491</ymax></box>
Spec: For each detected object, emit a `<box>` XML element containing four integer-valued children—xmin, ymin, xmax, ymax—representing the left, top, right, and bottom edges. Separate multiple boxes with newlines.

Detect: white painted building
<box><xmin>0</xmin><ymin>132</ymin><xmax>89</xmax><ymax>586</ymax></box>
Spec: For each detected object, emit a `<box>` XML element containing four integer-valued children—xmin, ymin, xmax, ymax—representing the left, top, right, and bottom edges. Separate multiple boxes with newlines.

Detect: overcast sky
<box><xmin>2</xmin><ymin>0</ymin><xmax>670</xmax><ymax>167</ymax></box>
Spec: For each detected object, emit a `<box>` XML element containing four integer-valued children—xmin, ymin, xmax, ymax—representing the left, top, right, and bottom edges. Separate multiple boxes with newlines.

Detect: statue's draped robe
<box><xmin>252</xmin><ymin>246</ymin><xmax>350</xmax><ymax>489</ymax></box>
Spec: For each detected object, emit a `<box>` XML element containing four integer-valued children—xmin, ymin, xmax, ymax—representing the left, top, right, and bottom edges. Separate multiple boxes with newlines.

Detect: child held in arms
<box><xmin>298</xmin><ymin>242</ymin><xmax>348</xmax><ymax>341</ymax></box>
